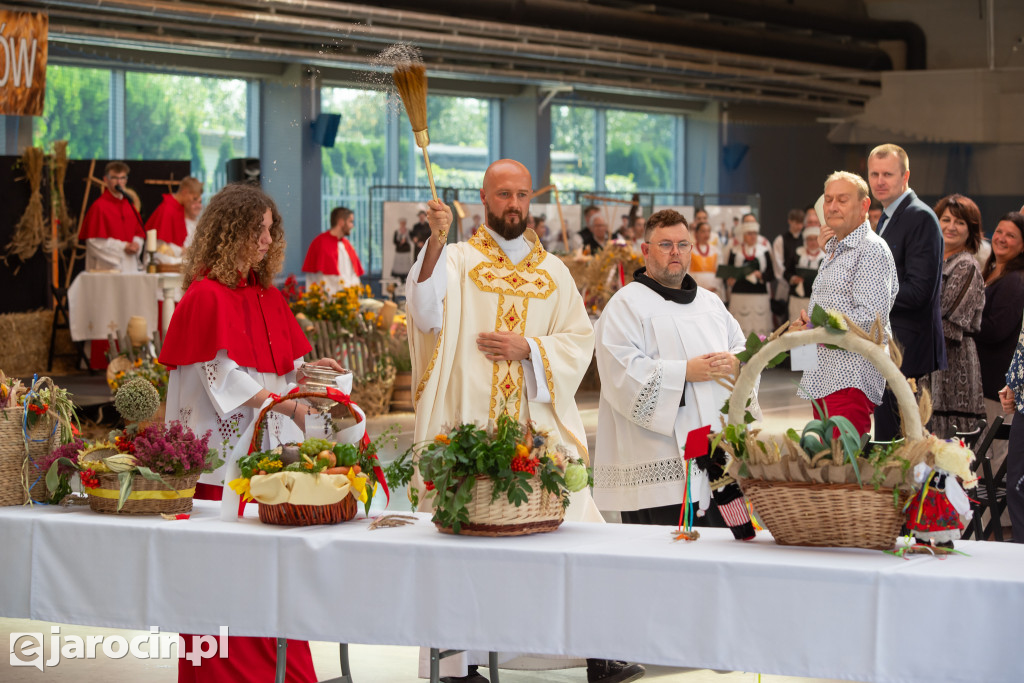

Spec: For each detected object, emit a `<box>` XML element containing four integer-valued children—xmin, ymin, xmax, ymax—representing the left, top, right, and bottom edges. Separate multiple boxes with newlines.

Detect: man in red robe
<box><xmin>147</xmin><ymin>176</ymin><xmax>204</xmax><ymax>264</ymax></box>
<box><xmin>301</xmin><ymin>206</ymin><xmax>364</xmax><ymax>294</ymax></box>
<box><xmin>78</xmin><ymin>161</ymin><xmax>146</xmax><ymax>272</ymax></box>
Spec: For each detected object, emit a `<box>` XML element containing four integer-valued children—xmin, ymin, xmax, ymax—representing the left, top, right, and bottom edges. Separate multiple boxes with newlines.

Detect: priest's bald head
<box><xmin>641</xmin><ymin>209</ymin><xmax>692</xmax><ymax>289</ymax></box>
<box><xmin>481</xmin><ymin>159</ymin><xmax>532</xmax><ymax>241</ymax></box>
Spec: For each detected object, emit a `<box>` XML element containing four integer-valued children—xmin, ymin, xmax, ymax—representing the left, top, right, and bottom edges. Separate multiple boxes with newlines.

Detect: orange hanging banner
<box><xmin>0</xmin><ymin>10</ymin><xmax>49</xmax><ymax>116</ymax></box>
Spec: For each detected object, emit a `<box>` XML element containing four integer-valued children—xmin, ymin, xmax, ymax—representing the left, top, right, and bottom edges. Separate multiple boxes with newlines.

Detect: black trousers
<box><xmin>620</xmin><ymin>501</ymin><xmax>725</xmax><ymax>527</ymax></box>
<box><xmin>873</xmin><ymin>378</ymin><xmax>928</xmax><ymax>442</ymax></box>
<box><xmin>1007</xmin><ymin>415</ymin><xmax>1024</xmax><ymax>543</ymax></box>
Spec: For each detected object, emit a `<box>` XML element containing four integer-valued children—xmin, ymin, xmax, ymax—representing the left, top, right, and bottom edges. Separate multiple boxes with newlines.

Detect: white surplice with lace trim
<box><xmin>592</xmin><ymin>282</ymin><xmax>750</xmax><ymax>512</ymax></box>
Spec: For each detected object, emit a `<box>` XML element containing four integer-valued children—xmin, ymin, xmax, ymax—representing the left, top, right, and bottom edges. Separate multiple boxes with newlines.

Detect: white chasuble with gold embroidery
<box><xmin>407</xmin><ymin>227</ymin><xmax>594</xmax><ymax>510</ymax></box>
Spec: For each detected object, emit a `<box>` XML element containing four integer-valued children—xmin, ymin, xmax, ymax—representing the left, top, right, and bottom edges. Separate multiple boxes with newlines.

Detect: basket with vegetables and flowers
<box><xmin>227</xmin><ymin>387</ymin><xmax>390</xmax><ymax>526</ymax></box>
<box><xmin>713</xmin><ymin>307</ymin><xmax>945</xmax><ymax>550</ymax></box>
<box><xmin>44</xmin><ymin>378</ymin><xmax>221</xmax><ymax>514</ymax></box>
<box><xmin>417</xmin><ymin>411</ymin><xmax>591</xmax><ymax>536</ymax></box>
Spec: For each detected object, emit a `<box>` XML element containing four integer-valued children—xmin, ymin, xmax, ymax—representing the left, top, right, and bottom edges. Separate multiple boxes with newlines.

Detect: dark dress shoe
<box><xmin>440</xmin><ymin>664</ymin><xmax>489</xmax><ymax>683</ymax></box>
<box><xmin>586</xmin><ymin>658</ymin><xmax>646</xmax><ymax>683</ymax></box>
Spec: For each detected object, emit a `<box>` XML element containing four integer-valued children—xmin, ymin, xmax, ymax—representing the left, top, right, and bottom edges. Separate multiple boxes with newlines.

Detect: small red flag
<box><xmin>683</xmin><ymin>425</ymin><xmax>712</xmax><ymax>460</ymax></box>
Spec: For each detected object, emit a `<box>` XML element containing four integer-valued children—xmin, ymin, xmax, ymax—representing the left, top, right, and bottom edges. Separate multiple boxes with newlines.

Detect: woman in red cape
<box><xmin>159</xmin><ymin>183</ymin><xmax>341</xmax><ymax>683</ymax></box>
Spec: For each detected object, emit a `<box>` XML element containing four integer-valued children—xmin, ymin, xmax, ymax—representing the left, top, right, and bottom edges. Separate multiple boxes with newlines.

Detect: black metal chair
<box><xmin>953</xmin><ymin>420</ymin><xmax>986</xmax><ymax>450</ymax></box>
<box><xmin>962</xmin><ymin>416</ymin><xmax>1012</xmax><ymax>541</ymax></box>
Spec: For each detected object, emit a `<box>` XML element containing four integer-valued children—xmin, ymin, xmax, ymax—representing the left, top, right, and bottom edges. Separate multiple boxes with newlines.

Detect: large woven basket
<box><xmin>726</xmin><ymin>325</ymin><xmax>925</xmax><ymax>550</ymax></box>
<box><xmin>258</xmin><ymin>495</ymin><xmax>357</xmax><ymax>526</ymax></box>
<box><xmin>250</xmin><ymin>388</ymin><xmax>368</xmax><ymax>526</ymax></box>
<box><xmin>435</xmin><ymin>474</ymin><xmax>567</xmax><ymax>537</ymax></box>
<box><xmin>0</xmin><ymin>379</ymin><xmax>60</xmax><ymax>507</ymax></box>
<box><xmin>88</xmin><ymin>472</ymin><xmax>201</xmax><ymax>515</ymax></box>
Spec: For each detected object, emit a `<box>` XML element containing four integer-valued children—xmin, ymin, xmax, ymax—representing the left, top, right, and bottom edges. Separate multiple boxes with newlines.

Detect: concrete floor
<box><xmin>1</xmin><ymin>368</ymin><xmax>843</xmax><ymax>682</ymax></box>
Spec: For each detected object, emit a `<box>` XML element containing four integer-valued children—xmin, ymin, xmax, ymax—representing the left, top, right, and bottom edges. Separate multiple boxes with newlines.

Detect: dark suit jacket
<box><xmin>879</xmin><ymin>190</ymin><xmax>946</xmax><ymax>377</ymax></box>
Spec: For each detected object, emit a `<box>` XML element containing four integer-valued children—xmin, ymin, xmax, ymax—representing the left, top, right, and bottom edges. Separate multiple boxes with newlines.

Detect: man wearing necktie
<box><xmin>867</xmin><ymin>144</ymin><xmax>945</xmax><ymax>441</ymax></box>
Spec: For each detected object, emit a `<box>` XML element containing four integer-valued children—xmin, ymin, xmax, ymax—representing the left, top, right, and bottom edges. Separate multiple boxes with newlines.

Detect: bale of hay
<box><xmin>0</xmin><ymin>310</ymin><xmax>54</xmax><ymax>377</ymax></box>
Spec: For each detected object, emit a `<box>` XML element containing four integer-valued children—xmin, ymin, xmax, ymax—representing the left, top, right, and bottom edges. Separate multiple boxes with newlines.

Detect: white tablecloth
<box><xmin>67</xmin><ymin>272</ymin><xmax>182</xmax><ymax>341</ymax></box>
<box><xmin>1</xmin><ymin>502</ymin><xmax>1021</xmax><ymax>683</ymax></box>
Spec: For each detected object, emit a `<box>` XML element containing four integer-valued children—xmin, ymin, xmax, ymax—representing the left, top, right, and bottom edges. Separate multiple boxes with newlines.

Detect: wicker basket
<box><xmin>0</xmin><ymin>379</ymin><xmax>60</xmax><ymax>507</ymax></box>
<box><xmin>726</xmin><ymin>325</ymin><xmax>926</xmax><ymax>550</ymax></box>
<box><xmin>351</xmin><ymin>364</ymin><xmax>396</xmax><ymax>418</ymax></box>
<box><xmin>258</xmin><ymin>495</ymin><xmax>357</xmax><ymax>526</ymax></box>
<box><xmin>250</xmin><ymin>388</ymin><xmax>368</xmax><ymax>526</ymax></box>
<box><xmin>434</xmin><ymin>474</ymin><xmax>567</xmax><ymax>537</ymax></box>
<box><xmin>87</xmin><ymin>472</ymin><xmax>200</xmax><ymax>515</ymax></box>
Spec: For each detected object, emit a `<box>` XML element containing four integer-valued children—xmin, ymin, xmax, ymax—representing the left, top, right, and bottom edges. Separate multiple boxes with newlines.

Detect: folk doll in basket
<box><xmin>593</xmin><ymin>209</ymin><xmax>756</xmax><ymax>540</ymax></box>
<box><xmin>158</xmin><ymin>183</ymin><xmax>343</xmax><ymax>683</ymax></box>
<box><xmin>904</xmin><ymin>438</ymin><xmax>978</xmax><ymax>548</ymax></box>
<box><xmin>406</xmin><ymin>160</ymin><xmax>643</xmax><ymax>683</ymax></box>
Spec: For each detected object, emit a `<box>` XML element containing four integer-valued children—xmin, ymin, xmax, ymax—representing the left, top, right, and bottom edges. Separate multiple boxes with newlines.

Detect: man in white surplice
<box><xmin>407</xmin><ymin>159</ymin><xmax>645</xmax><ymax>683</ymax></box>
<box><xmin>594</xmin><ymin>209</ymin><xmax>752</xmax><ymax>529</ymax></box>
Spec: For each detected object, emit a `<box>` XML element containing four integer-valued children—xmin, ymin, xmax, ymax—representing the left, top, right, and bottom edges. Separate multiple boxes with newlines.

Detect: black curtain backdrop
<box><xmin>0</xmin><ymin>157</ymin><xmax>190</xmax><ymax>314</ymax></box>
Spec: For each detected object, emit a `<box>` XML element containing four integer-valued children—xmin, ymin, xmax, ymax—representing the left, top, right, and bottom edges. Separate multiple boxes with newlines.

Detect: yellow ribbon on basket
<box><xmin>88</xmin><ymin>487</ymin><xmax>196</xmax><ymax>500</ymax></box>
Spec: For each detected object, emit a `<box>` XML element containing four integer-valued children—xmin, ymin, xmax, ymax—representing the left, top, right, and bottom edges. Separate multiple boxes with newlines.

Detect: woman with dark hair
<box><xmin>160</xmin><ymin>183</ymin><xmax>341</xmax><ymax>683</ymax></box>
<box><xmin>978</xmin><ymin>212</ymin><xmax>1024</xmax><ymax>462</ymax></box>
<box><xmin>922</xmin><ymin>195</ymin><xmax>987</xmax><ymax>437</ymax></box>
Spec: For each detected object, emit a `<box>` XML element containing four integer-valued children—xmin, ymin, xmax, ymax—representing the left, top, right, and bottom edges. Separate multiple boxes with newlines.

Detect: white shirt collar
<box><xmin>484</xmin><ymin>226</ymin><xmax>530</xmax><ymax>263</ymax></box>
<box><xmin>883</xmin><ymin>187</ymin><xmax>913</xmax><ymax>218</ymax></box>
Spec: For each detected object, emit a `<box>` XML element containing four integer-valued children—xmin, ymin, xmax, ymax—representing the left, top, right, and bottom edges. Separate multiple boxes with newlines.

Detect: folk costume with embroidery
<box><xmin>79</xmin><ymin>188</ymin><xmax>145</xmax><ymax>272</ymax></box>
<box><xmin>302</xmin><ymin>230</ymin><xmax>364</xmax><ymax>294</ymax></box>
<box><xmin>593</xmin><ymin>272</ymin><xmax>749</xmax><ymax>515</ymax></box>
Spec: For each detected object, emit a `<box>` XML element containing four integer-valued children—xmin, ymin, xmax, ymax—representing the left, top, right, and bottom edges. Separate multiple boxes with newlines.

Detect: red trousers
<box><xmin>178</xmin><ymin>485</ymin><xmax>318</xmax><ymax>683</ymax></box>
<box><xmin>813</xmin><ymin>387</ymin><xmax>874</xmax><ymax>436</ymax></box>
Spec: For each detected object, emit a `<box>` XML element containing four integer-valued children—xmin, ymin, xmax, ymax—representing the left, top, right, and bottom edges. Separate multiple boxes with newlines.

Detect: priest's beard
<box><xmin>647</xmin><ymin>262</ymin><xmax>686</xmax><ymax>289</ymax></box>
<box><xmin>486</xmin><ymin>206</ymin><xmax>527</xmax><ymax>241</ymax></box>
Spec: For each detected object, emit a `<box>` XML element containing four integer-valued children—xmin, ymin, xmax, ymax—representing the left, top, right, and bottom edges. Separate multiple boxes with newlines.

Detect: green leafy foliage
<box><xmin>798</xmin><ymin>397</ymin><xmax>869</xmax><ymax>485</ymax></box>
<box><xmin>418</xmin><ymin>413</ymin><xmax>570</xmax><ymax>533</ymax></box>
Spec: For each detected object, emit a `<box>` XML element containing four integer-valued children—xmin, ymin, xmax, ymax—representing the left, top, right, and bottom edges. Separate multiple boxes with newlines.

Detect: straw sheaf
<box><xmin>393</xmin><ymin>63</ymin><xmax>429</xmax><ymax>137</ymax></box>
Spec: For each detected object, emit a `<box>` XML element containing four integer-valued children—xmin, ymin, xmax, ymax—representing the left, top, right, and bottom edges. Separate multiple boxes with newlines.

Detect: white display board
<box><xmin>380</xmin><ymin>201</ymin><xmax>430</xmax><ymax>283</ymax></box>
<box><xmin>455</xmin><ymin>201</ymin><xmax>582</xmax><ymax>253</ymax></box>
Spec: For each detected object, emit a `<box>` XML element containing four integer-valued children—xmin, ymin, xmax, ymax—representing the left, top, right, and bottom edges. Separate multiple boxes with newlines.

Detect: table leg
<box><xmin>489</xmin><ymin>651</ymin><xmax>500</xmax><ymax>682</ymax></box>
<box><xmin>276</xmin><ymin>638</ymin><xmax>288</xmax><ymax>683</ymax></box>
<box><xmin>161</xmin><ymin>284</ymin><xmax>176</xmax><ymax>336</ymax></box>
<box><xmin>317</xmin><ymin>643</ymin><xmax>354</xmax><ymax>683</ymax></box>
<box><xmin>429</xmin><ymin>647</ymin><xmax>440</xmax><ymax>683</ymax></box>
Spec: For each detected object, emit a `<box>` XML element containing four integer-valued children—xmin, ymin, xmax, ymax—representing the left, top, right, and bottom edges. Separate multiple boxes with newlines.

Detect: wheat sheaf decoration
<box><xmin>392</xmin><ymin>60</ymin><xmax>439</xmax><ymax>203</ymax></box>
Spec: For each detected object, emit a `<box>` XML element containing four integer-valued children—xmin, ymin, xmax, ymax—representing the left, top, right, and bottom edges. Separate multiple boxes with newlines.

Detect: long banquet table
<box><xmin>2</xmin><ymin>501</ymin><xmax>1021</xmax><ymax>683</ymax></box>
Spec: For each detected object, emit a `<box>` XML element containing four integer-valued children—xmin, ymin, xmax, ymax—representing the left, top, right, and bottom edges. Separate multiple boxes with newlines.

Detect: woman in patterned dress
<box><xmin>923</xmin><ymin>195</ymin><xmax>986</xmax><ymax>438</ymax></box>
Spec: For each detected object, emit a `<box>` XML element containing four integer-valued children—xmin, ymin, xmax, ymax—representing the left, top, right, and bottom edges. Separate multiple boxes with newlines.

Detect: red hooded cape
<box><xmin>301</xmin><ymin>231</ymin><xmax>364</xmax><ymax>277</ymax></box>
<box><xmin>159</xmin><ymin>274</ymin><xmax>312</xmax><ymax>375</ymax></box>
<box><xmin>145</xmin><ymin>193</ymin><xmax>187</xmax><ymax>247</ymax></box>
<box><xmin>78</xmin><ymin>189</ymin><xmax>145</xmax><ymax>242</ymax></box>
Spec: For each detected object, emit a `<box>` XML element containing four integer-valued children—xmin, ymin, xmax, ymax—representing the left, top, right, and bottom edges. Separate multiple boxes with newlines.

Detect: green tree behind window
<box><xmin>33</xmin><ymin>66</ymin><xmax>110</xmax><ymax>158</ymax></box>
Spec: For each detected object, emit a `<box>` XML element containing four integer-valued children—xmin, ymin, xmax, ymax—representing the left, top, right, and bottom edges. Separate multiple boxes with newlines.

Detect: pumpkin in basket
<box><xmin>416</xmin><ymin>412</ymin><xmax>589</xmax><ymax>536</ymax></box>
<box><xmin>229</xmin><ymin>439</ymin><xmax>373</xmax><ymax>526</ymax></box>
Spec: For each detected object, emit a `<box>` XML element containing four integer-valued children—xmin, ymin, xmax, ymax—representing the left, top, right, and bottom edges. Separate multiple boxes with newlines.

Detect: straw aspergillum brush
<box><xmin>392</xmin><ymin>61</ymin><xmax>439</xmax><ymax>203</ymax></box>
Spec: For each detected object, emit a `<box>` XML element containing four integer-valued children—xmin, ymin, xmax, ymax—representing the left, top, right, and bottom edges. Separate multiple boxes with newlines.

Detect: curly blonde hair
<box><xmin>182</xmin><ymin>183</ymin><xmax>285</xmax><ymax>289</ymax></box>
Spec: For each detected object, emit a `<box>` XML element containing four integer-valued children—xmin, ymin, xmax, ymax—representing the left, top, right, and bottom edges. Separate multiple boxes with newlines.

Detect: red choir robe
<box><xmin>301</xmin><ymin>231</ymin><xmax>364</xmax><ymax>277</ymax></box>
<box><xmin>159</xmin><ymin>272</ymin><xmax>316</xmax><ymax>683</ymax></box>
<box><xmin>78</xmin><ymin>188</ymin><xmax>145</xmax><ymax>242</ymax></box>
<box><xmin>145</xmin><ymin>193</ymin><xmax>188</xmax><ymax>247</ymax></box>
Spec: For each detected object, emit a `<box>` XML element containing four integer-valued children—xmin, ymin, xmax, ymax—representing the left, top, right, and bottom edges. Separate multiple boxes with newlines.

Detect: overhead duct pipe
<box><xmin>363</xmin><ymin>0</ymin><xmax>895</xmax><ymax>70</ymax></box>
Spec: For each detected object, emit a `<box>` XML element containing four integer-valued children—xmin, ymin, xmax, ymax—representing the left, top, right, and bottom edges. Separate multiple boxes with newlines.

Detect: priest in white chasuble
<box><xmin>594</xmin><ymin>209</ymin><xmax>755</xmax><ymax>539</ymax></box>
<box><xmin>407</xmin><ymin>159</ymin><xmax>596</xmax><ymax>507</ymax></box>
<box><xmin>407</xmin><ymin>159</ymin><xmax>646</xmax><ymax>683</ymax></box>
